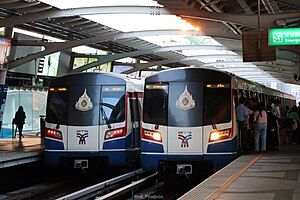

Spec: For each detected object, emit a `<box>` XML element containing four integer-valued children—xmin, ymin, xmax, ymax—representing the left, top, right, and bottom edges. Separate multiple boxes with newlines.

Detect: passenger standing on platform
<box><xmin>253</xmin><ymin>103</ymin><xmax>267</xmax><ymax>152</ymax></box>
<box><xmin>236</xmin><ymin>97</ymin><xmax>253</xmax><ymax>153</ymax></box>
<box><xmin>266</xmin><ymin>104</ymin><xmax>278</xmax><ymax>150</ymax></box>
<box><xmin>286</xmin><ymin>105</ymin><xmax>299</xmax><ymax>144</ymax></box>
<box><xmin>14</xmin><ymin>106</ymin><xmax>26</xmax><ymax>139</ymax></box>
<box><xmin>271</xmin><ymin>99</ymin><xmax>282</xmax><ymax>148</ymax></box>
<box><xmin>0</xmin><ymin>98</ymin><xmax>6</xmax><ymax>131</ymax></box>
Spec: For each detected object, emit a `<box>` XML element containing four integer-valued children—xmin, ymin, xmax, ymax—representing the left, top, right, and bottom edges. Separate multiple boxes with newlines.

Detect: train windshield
<box><xmin>68</xmin><ymin>85</ymin><xmax>100</xmax><ymax>126</ymax></box>
<box><xmin>100</xmin><ymin>86</ymin><xmax>126</xmax><ymax>125</ymax></box>
<box><xmin>46</xmin><ymin>88</ymin><xmax>68</xmax><ymax>125</ymax></box>
<box><xmin>143</xmin><ymin>84</ymin><xmax>168</xmax><ymax>125</ymax></box>
<box><xmin>168</xmin><ymin>82</ymin><xmax>203</xmax><ymax>127</ymax></box>
<box><xmin>204</xmin><ymin>83</ymin><xmax>231</xmax><ymax>124</ymax></box>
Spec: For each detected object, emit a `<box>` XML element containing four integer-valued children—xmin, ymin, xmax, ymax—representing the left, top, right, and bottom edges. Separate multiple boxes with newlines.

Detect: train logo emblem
<box><xmin>76</xmin><ymin>130</ymin><xmax>88</xmax><ymax>145</ymax></box>
<box><xmin>178</xmin><ymin>131</ymin><xmax>192</xmax><ymax>147</ymax></box>
<box><xmin>75</xmin><ymin>89</ymin><xmax>93</xmax><ymax>111</ymax></box>
<box><xmin>176</xmin><ymin>86</ymin><xmax>195</xmax><ymax>111</ymax></box>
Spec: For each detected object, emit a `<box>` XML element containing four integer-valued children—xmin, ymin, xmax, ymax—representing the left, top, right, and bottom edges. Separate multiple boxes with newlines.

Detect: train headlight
<box><xmin>152</xmin><ymin>132</ymin><xmax>162</xmax><ymax>141</ymax></box>
<box><xmin>104</xmin><ymin>127</ymin><xmax>126</xmax><ymax>140</ymax></box>
<box><xmin>45</xmin><ymin>128</ymin><xmax>63</xmax><ymax>140</ymax></box>
<box><xmin>141</xmin><ymin>128</ymin><xmax>162</xmax><ymax>142</ymax></box>
<box><xmin>209</xmin><ymin>128</ymin><xmax>231</xmax><ymax>142</ymax></box>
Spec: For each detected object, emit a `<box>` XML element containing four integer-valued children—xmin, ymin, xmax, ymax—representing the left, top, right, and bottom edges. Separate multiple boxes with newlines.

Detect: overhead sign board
<box><xmin>269</xmin><ymin>28</ymin><xmax>300</xmax><ymax>46</ymax></box>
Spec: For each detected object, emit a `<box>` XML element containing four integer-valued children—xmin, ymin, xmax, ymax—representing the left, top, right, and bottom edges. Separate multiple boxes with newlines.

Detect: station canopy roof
<box><xmin>0</xmin><ymin>0</ymin><xmax>299</xmax><ymax>89</ymax></box>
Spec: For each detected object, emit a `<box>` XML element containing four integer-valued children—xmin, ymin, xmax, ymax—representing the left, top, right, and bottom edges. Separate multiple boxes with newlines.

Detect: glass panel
<box><xmin>168</xmin><ymin>82</ymin><xmax>203</xmax><ymax>127</ymax></box>
<box><xmin>100</xmin><ymin>85</ymin><xmax>126</xmax><ymax>124</ymax></box>
<box><xmin>68</xmin><ymin>86</ymin><xmax>100</xmax><ymax>126</ymax></box>
<box><xmin>143</xmin><ymin>84</ymin><xmax>168</xmax><ymax>125</ymax></box>
<box><xmin>32</xmin><ymin>90</ymin><xmax>47</xmax><ymax>130</ymax></box>
<box><xmin>204</xmin><ymin>84</ymin><xmax>231</xmax><ymax>125</ymax></box>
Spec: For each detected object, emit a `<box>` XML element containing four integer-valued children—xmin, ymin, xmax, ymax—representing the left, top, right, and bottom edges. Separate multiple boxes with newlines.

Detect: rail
<box><xmin>57</xmin><ymin>169</ymin><xmax>144</xmax><ymax>200</ymax></box>
<box><xmin>97</xmin><ymin>172</ymin><xmax>158</xmax><ymax>200</ymax></box>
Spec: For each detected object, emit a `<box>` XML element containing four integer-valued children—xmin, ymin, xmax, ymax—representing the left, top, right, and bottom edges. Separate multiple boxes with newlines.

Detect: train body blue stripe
<box><xmin>141</xmin><ymin>140</ymin><xmax>164</xmax><ymax>152</ymax></box>
<box><xmin>207</xmin><ymin>136</ymin><xmax>238</xmax><ymax>153</ymax></box>
<box><xmin>45</xmin><ymin>138</ymin><xmax>64</xmax><ymax>150</ymax></box>
<box><xmin>141</xmin><ymin>153</ymin><xmax>237</xmax><ymax>171</ymax></box>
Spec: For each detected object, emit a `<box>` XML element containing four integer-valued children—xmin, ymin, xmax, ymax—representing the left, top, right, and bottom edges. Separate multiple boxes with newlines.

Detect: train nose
<box><xmin>177</xmin><ymin>164</ymin><xmax>192</xmax><ymax>175</ymax></box>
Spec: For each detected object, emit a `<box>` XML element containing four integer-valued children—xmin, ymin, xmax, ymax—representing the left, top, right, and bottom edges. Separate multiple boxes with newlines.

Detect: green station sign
<box><xmin>269</xmin><ymin>28</ymin><xmax>300</xmax><ymax>46</ymax></box>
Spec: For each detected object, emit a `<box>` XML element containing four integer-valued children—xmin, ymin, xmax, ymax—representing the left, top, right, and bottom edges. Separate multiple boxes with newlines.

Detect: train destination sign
<box><xmin>269</xmin><ymin>28</ymin><xmax>300</xmax><ymax>46</ymax></box>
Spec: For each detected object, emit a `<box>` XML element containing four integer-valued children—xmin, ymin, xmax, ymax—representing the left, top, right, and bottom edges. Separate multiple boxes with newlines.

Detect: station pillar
<box><xmin>0</xmin><ymin>26</ymin><xmax>13</xmax><ymax>84</ymax></box>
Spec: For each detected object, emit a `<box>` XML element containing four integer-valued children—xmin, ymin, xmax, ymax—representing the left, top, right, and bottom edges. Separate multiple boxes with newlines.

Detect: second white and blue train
<box><xmin>140</xmin><ymin>67</ymin><xmax>295</xmax><ymax>176</ymax></box>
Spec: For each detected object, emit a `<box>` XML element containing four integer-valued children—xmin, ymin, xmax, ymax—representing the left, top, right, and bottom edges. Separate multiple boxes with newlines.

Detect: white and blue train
<box><xmin>44</xmin><ymin>73</ymin><xmax>143</xmax><ymax>169</ymax></box>
<box><xmin>140</xmin><ymin>67</ymin><xmax>295</xmax><ymax>176</ymax></box>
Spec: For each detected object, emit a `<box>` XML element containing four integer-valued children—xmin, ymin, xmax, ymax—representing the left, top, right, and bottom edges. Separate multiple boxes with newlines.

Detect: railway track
<box><xmin>57</xmin><ymin>169</ymin><xmax>154</xmax><ymax>200</ymax></box>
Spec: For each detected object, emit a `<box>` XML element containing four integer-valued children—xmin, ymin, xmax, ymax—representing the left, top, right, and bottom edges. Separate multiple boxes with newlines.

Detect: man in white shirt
<box><xmin>236</xmin><ymin>97</ymin><xmax>253</xmax><ymax>153</ymax></box>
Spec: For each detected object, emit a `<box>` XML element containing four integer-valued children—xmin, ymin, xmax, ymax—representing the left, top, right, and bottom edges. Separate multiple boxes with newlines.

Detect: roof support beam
<box><xmin>0</xmin><ymin>5</ymin><xmax>299</xmax><ymax>29</ymax></box>
<box><xmin>72</xmin><ymin>45</ymin><xmax>235</xmax><ymax>72</ymax></box>
<box><xmin>0</xmin><ymin>0</ymin><xmax>21</xmax><ymax>4</ymax></box>
<box><xmin>236</xmin><ymin>0</ymin><xmax>253</xmax><ymax>14</ymax></box>
<box><xmin>122</xmin><ymin>54</ymin><xmax>241</xmax><ymax>74</ymax></box>
<box><xmin>8</xmin><ymin>29</ymin><xmax>210</xmax><ymax>69</ymax></box>
<box><xmin>197</xmin><ymin>0</ymin><xmax>241</xmax><ymax>35</ymax></box>
<box><xmin>0</xmin><ymin>6</ymin><xmax>170</xmax><ymax>27</ymax></box>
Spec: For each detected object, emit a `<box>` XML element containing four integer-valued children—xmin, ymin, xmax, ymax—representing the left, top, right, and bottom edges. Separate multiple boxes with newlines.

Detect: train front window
<box><xmin>100</xmin><ymin>86</ymin><xmax>126</xmax><ymax>125</ymax></box>
<box><xmin>68</xmin><ymin>86</ymin><xmax>100</xmax><ymax>126</ymax></box>
<box><xmin>143</xmin><ymin>84</ymin><xmax>168</xmax><ymax>126</ymax></box>
<box><xmin>168</xmin><ymin>82</ymin><xmax>203</xmax><ymax>127</ymax></box>
<box><xmin>204</xmin><ymin>83</ymin><xmax>231</xmax><ymax>125</ymax></box>
<box><xmin>46</xmin><ymin>88</ymin><xmax>68</xmax><ymax>125</ymax></box>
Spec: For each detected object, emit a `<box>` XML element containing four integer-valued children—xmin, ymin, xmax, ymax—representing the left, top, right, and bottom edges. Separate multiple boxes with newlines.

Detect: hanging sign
<box><xmin>269</xmin><ymin>28</ymin><xmax>300</xmax><ymax>46</ymax></box>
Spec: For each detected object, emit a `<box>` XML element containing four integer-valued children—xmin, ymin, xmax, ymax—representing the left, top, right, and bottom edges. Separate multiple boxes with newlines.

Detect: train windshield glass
<box><xmin>143</xmin><ymin>84</ymin><xmax>168</xmax><ymax>125</ymax></box>
<box><xmin>100</xmin><ymin>86</ymin><xmax>126</xmax><ymax>124</ymax></box>
<box><xmin>46</xmin><ymin>88</ymin><xmax>68</xmax><ymax>125</ymax></box>
<box><xmin>204</xmin><ymin>83</ymin><xmax>231</xmax><ymax>124</ymax></box>
<box><xmin>68</xmin><ymin>86</ymin><xmax>100</xmax><ymax>126</ymax></box>
<box><xmin>168</xmin><ymin>82</ymin><xmax>203</xmax><ymax>127</ymax></box>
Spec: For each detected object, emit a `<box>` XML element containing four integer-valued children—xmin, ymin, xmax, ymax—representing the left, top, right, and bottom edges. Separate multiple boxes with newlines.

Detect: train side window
<box><xmin>204</xmin><ymin>83</ymin><xmax>231</xmax><ymax>125</ymax></box>
<box><xmin>143</xmin><ymin>84</ymin><xmax>168</xmax><ymax>125</ymax></box>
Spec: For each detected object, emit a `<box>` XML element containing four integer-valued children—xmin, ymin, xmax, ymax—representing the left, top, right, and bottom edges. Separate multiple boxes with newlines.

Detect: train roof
<box><xmin>235</xmin><ymin>76</ymin><xmax>295</xmax><ymax>100</ymax></box>
<box><xmin>50</xmin><ymin>72</ymin><xmax>144</xmax><ymax>92</ymax></box>
<box><xmin>145</xmin><ymin>67</ymin><xmax>295</xmax><ymax>100</ymax></box>
<box><xmin>145</xmin><ymin>67</ymin><xmax>231</xmax><ymax>82</ymax></box>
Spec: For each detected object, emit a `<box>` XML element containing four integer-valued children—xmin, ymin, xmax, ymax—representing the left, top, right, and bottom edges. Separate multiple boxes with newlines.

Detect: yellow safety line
<box><xmin>208</xmin><ymin>153</ymin><xmax>263</xmax><ymax>200</ymax></box>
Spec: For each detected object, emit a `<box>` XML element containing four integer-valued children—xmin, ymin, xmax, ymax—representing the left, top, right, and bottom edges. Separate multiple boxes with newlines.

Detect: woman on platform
<box><xmin>14</xmin><ymin>106</ymin><xmax>26</xmax><ymax>139</ymax></box>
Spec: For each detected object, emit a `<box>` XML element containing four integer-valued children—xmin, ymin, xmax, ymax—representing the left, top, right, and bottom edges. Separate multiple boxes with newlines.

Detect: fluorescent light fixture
<box><xmin>39</xmin><ymin>0</ymin><xmax>160</xmax><ymax>9</ymax></box>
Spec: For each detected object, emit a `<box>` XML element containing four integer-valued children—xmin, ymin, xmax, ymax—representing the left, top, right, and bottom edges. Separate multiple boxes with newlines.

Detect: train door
<box><xmin>67</xmin><ymin>85</ymin><xmax>100</xmax><ymax>151</ymax></box>
<box><xmin>129</xmin><ymin>92</ymin><xmax>142</xmax><ymax>149</ymax></box>
<box><xmin>167</xmin><ymin>82</ymin><xmax>203</xmax><ymax>153</ymax></box>
<box><xmin>99</xmin><ymin>85</ymin><xmax>127</xmax><ymax>150</ymax></box>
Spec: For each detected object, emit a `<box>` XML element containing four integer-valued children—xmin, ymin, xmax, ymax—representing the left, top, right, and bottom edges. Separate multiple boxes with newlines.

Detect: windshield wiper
<box><xmin>100</xmin><ymin>105</ymin><xmax>112</xmax><ymax>129</ymax></box>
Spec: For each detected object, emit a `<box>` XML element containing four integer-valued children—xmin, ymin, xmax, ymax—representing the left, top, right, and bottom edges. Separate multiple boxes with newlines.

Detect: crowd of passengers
<box><xmin>237</xmin><ymin>97</ymin><xmax>300</xmax><ymax>153</ymax></box>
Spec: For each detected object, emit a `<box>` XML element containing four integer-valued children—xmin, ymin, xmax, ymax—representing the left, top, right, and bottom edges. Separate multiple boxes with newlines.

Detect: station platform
<box><xmin>179</xmin><ymin>145</ymin><xmax>300</xmax><ymax>200</ymax></box>
<box><xmin>0</xmin><ymin>134</ymin><xmax>44</xmax><ymax>169</ymax></box>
